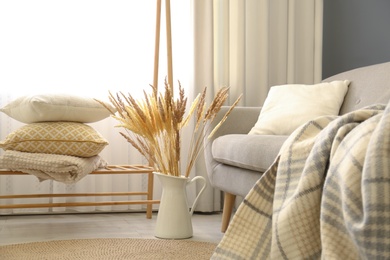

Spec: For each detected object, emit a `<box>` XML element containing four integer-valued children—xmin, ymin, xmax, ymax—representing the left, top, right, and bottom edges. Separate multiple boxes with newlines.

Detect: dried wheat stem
<box><xmin>97</xmin><ymin>83</ymin><xmax>240</xmax><ymax>178</ymax></box>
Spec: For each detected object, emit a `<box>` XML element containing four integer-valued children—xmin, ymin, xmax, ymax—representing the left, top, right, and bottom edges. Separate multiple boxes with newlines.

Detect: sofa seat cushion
<box><xmin>212</xmin><ymin>134</ymin><xmax>288</xmax><ymax>172</ymax></box>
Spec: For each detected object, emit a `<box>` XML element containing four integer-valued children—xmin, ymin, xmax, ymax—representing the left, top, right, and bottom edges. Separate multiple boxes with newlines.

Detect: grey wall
<box><xmin>322</xmin><ymin>0</ymin><xmax>390</xmax><ymax>79</ymax></box>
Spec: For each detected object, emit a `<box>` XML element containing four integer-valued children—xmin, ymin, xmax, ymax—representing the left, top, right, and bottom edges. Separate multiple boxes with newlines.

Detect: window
<box><xmin>0</xmin><ymin>0</ymin><xmax>190</xmax><ymax>99</ymax></box>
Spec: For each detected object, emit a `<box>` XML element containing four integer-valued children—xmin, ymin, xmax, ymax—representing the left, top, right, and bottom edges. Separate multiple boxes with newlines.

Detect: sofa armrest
<box><xmin>203</xmin><ymin>106</ymin><xmax>261</xmax><ymax>184</ymax></box>
<box><xmin>205</xmin><ymin>106</ymin><xmax>261</xmax><ymax>141</ymax></box>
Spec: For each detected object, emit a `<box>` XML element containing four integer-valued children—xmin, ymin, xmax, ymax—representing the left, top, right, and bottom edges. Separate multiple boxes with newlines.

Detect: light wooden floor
<box><xmin>0</xmin><ymin>212</ymin><xmax>224</xmax><ymax>246</ymax></box>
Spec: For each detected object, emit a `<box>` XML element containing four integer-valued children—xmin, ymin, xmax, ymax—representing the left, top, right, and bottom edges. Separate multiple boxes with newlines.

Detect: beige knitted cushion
<box><xmin>0</xmin><ymin>122</ymin><xmax>108</xmax><ymax>157</ymax></box>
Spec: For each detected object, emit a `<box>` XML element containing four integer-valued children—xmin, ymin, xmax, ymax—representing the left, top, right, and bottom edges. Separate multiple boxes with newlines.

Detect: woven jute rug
<box><xmin>0</xmin><ymin>238</ymin><xmax>217</xmax><ymax>260</ymax></box>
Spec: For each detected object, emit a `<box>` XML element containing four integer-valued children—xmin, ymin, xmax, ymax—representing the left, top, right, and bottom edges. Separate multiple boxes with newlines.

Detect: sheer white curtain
<box><xmin>207</xmin><ymin>0</ymin><xmax>323</xmax><ymax>105</ymax></box>
<box><xmin>192</xmin><ymin>0</ymin><xmax>323</xmax><ymax>212</ymax></box>
<box><xmin>0</xmin><ymin>0</ymin><xmax>191</xmax><ymax>214</ymax></box>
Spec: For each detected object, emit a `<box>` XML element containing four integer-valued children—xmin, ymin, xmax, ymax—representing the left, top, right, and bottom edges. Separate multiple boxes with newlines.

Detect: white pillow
<box><xmin>248</xmin><ymin>80</ymin><xmax>350</xmax><ymax>135</ymax></box>
<box><xmin>0</xmin><ymin>94</ymin><xmax>116</xmax><ymax>123</ymax></box>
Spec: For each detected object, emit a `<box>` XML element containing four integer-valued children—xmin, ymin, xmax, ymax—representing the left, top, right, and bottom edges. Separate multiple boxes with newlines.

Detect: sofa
<box><xmin>204</xmin><ymin>61</ymin><xmax>390</xmax><ymax>232</ymax></box>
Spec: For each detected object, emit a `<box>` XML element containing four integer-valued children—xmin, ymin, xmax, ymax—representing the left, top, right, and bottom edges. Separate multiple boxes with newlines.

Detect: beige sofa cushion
<box><xmin>248</xmin><ymin>80</ymin><xmax>350</xmax><ymax>135</ymax></box>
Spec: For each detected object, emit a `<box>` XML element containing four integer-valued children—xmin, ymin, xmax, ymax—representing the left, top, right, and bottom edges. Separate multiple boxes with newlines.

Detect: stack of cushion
<box><xmin>0</xmin><ymin>94</ymin><xmax>115</xmax><ymax>183</ymax></box>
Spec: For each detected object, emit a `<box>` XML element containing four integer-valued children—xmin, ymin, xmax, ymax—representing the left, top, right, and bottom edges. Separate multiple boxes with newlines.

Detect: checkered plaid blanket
<box><xmin>212</xmin><ymin>103</ymin><xmax>390</xmax><ymax>259</ymax></box>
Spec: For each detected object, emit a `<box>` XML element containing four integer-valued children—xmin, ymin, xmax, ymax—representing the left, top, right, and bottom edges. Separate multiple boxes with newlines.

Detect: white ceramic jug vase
<box><xmin>154</xmin><ymin>172</ymin><xmax>207</xmax><ymax>239</ymax></box>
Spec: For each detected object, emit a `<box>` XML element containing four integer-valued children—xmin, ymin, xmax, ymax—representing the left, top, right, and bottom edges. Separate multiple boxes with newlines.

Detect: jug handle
<box><xmin>187</xmin><ymin>176</ymin><xmax>207</xmax><ymax>215</ymax></box>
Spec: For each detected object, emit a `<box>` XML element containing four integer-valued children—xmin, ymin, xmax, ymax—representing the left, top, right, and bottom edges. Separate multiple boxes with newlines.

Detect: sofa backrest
<box><xmin>323</xmin><ymin>61</ymin><xmax>390</xmax><ymax>115</ymax></box>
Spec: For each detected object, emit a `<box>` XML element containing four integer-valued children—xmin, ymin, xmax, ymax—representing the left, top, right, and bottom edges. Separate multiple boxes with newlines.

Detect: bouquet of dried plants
<box><xmin>97</xmin><ymin>81</ymin><xmax>241</xmax><ymax>178</ymax></box>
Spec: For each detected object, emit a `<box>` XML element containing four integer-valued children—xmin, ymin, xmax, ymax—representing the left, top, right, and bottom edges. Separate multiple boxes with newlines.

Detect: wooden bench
<box><xmin>0</xmin><ymin>165</ymin><xmax>160</xmax><ymax>218</ymax></box>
